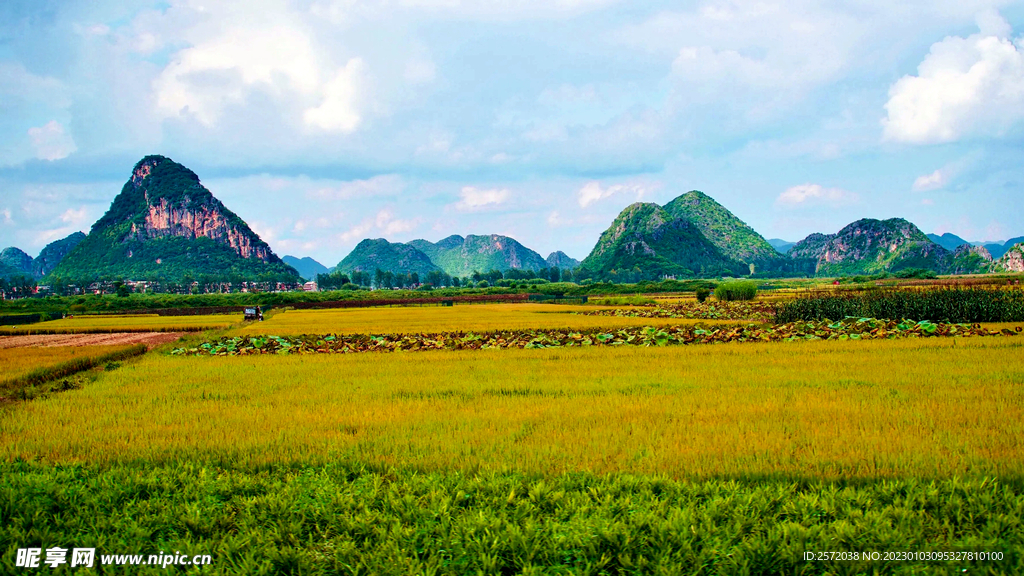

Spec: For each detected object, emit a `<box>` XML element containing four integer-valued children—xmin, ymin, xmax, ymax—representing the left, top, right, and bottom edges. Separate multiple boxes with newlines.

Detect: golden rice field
<box><xmin>0</xmin><ymin>313</ymin><xmax>237</xmax><ymax>333</ymax></box>
<box><xmin>4</xmin><ymin>337</ymin><xmax>1022</xmax><ymax>479</ymax></box>
<box><xmin>235</xmin><ymin>303</ymin><xmax>735</xmax><ymax>336</ymax></box>
<box><xmin>0</xmin><ymin>345</ymin><xmax>131</xmax><ymax>383</ymax></box>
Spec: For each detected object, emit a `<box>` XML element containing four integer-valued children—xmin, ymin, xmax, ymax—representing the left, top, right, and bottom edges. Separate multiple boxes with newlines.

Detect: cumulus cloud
<box><xmin>912</xmin><ymin>168</ymin><xmax>952</xmax><ymax>192</ymax></box>
<box><xmin>882</xmin><ymin>12</ymin><xmax>1024</xmax><ymax>144</ymax></box>
<box><xmin>154</xmin><ymin>12</ymin><xmax>322</xmax><ymax>126</ymax></box>
<box><xmin>776</xmin><ymin>184</ymin><xmax>858</xmax><ymax>208</ymax></box>
<box><xmin>27</xmin><ymin>121</ymin><xmax>77</xmax><ymax>161</ymax></box>
<box><xmin>455</xmin><ymin>186</ymin><xmax>510</xmax><ymax>211</ymax></box>
<box><xmin>577</xmin><ymin>181</ymin><xmax>648</xmax><ymax>208</ymax></box>
<box><xmin>304</xmin><ymin>58</ymin><xmax>365</xmax><ymax>132</ymax></box>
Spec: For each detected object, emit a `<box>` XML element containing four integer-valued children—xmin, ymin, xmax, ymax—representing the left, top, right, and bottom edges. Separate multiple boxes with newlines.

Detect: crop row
<box><xmin>776</xmin><ymin>287</ymin><xmax>1024</xmax><ymax>323</ymax></box>
<box><xmin>577</xmin><ymin>301</ymin><xmax>777</xmax><ymax>322</ymax></box>
<box><xmin>171</xmin><ymin>318</ymin><xmax>1018</xmax><ymax>356</ymax></box>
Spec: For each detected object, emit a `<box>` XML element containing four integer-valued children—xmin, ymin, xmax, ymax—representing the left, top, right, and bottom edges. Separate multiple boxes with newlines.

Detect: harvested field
<box><xmin>0</xmin><ymin>332</ymin><xmax>183</xmax><ymax>349</ymax></box>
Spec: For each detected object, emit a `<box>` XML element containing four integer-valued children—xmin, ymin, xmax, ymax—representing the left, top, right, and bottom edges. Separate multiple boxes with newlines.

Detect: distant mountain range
<box><xmin>282</xmin><ymin>256</ymin><xmax>329</xmax><ymax>281</ymax></box>
<box><xmin>4</xmin><ymin>154</ymin><xmax>1023</xmax><ymax>285</ymax></box>
<box><xmin>0</xmin><ymin>232</ymin><xmax>85</xmax><ymax>280</ymax></box>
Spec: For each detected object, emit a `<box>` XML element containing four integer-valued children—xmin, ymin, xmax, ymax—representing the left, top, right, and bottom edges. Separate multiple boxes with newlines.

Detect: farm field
<box><xmin>3</xmin><ymin>291</ymin><xmax>1024</xmax><ymax>575</ymax></box>
<box><xmin>0</xmin><ymin>313</ymin><xmax>237</xmax><ymax>334</ymax></box>
<box><xmin>2</xmin><ymin>336</ymin><xmax>1023</xmax><ymax>574</ymax></box>
<box><xmin>0</xmin><ymin>345</ymin><xmax>131</xmax><ymax>383</ymax></box>
<box><xmin>5</xmin><ymin>338</ymin><xmax>1023</xmax><ymax>476</ymax></box>
<box><xmin>233</xmin><ymin>303</ymin><xmax>736</xmax><ymax>336</ymax></box>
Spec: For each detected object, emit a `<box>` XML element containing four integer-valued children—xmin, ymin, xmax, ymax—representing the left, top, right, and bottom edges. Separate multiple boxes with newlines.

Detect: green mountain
<box><xmin>546</xmin><ymin>251</ymin><xmax>580</xmax><ymax>269</ymax></box>
<box><xmin>336</xmin><ymin>239</ymin><xmax>441</xmax><ymax>276</ymax></box>
<box><xmin>407</xmin><ymin>234</ymin><xmax>548</xmax><ymax>277</ymax></box>
<box><xmin>49</xmin><ymin>155</ymin><xmax>299</xmax><ymax>283</ymax></box>
<box><xmin>0</xmin><ymin>247</ymin><xmax>33</xmax><ymax>274</ymax></box>
<box><xmin>32</xmin><ymin>232</ymin><xmax>86</xmax><ymax>278</ymax></box>
<box><xmin>282</xmin><ymin>256</ymin><xmax>329</xmax><ymax>281</ymax></box>
<box><xmin>579</xmin><ymin>202</ymin><xmax>747</xmax><ymax>280</ymax></box>
<box><xmin>789</xmin><ymin>218</ymin><xmax>951</xmax><ymax>276</ymax></box>
<box><xmin>663</xmin><ymin>191</ymin><xmax>785</xmax><ymax>271</ymax></box>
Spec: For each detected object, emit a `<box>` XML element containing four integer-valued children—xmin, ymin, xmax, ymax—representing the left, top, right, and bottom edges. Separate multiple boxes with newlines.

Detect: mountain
<box><xmin>578</xmin><ymin>202</ymin><xmax>747</xmax><ymax>280</ymax></box>
<box><xmin>282</xmin><ymin>256</ymin><xmax>329</xmax><ymax>281</ymax></box>
<box><xmin>767</xmin><ymin>239</ymin><xmax>795</xmax><ymax>253</ymax></box>
<box><xmin>546</xmin><ymin>251</ymin><xmax>580</xmax><ymax>269</ymax></box>
<box><xmin>407</xmin><ymin>234</ymin><xmax>548</xmax><ymax>277</ymax></box>
<box><xmin>789</xmin><ymin>218</ymin><xmax>950</xmax><ymax>276</ymax></box>
<box><xmin>662</xmin><ymin>191</ymin><xmax>784</xmax><ymax>270</ymax></box>
<box><xmin>0</xmin><ymin>247</ymin><xmax>33</xmax><ymax>274</ymax></box>
<box><xmin>49</xmin><ymin>155</ymin><xmax>299</xmax><ymax>283</ymax></box>
<box><xmin>993</xmin><ymin>243</ymin><xmax>1024</xmax><ymax>273</ymax></box>
<box><xmin>950</xmin><ymin>245</ymin><xmax>992</xmax><ymax>275</ymax></box>
<box><xmin>32</xmin><ymin>232</ymin><xmax>86</xmax><ymax>278</ymax></box>
<box><xmin>927</xmin><ymin>233</ymin><xmax>970</xmax><ymax>252</ymax></box>
<box><xmin>336</xmin><ymin>238</ymin><xmax>441</xmax><ymax>276</ymax></box>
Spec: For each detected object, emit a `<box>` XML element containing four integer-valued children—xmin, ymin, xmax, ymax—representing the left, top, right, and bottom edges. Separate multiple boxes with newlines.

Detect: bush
<box><xmin>714</xmin><ymin>281</ymin><xmax>757</xmax><ymax>301</ymax></box>
<box><xmin>695</xmin><ymin>288</ymin><xmax>710</xmax><ymax>303</ymax></box>
<box><xmin>476</xmin><ymin>280</ymin><xmax>490</xmax><ymax>289</ymax></box>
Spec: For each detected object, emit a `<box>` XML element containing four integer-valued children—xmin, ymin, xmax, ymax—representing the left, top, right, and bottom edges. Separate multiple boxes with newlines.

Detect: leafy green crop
<box><xmin>172</xmin><ymin>318</ymin><xmax>1018</xmax><ymax>356</ymax></box>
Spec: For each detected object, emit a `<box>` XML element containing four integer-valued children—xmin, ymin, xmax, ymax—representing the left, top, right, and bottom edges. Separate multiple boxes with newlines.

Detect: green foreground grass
<box><xmin>1</xmin><ymin>462</ymin><xmax>1020</xmax><ymax>575</ymax></box>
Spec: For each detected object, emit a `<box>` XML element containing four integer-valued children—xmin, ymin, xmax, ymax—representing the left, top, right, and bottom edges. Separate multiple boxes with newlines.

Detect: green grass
<box><xmin>1</xmin><ymin>462</ymin><xmax>1019</xmax><ymax>575</ymax></box>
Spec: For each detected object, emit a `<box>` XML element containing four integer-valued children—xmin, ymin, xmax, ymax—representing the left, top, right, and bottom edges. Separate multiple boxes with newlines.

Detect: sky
<box><xmin>1</xmin><ymin>0</ymin><xmax>1023</xmax><ymax>266</ymax></box>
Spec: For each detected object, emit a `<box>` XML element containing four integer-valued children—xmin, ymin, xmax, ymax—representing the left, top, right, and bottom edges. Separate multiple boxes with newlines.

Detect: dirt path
<box><xmin>0</xmin><ymin>332</ymin><xmax>184</xmax><ymax>350</ymax></box>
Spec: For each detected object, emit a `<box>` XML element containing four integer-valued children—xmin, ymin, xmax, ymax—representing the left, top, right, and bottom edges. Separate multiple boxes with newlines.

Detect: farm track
<box><xmin>0</xmin><ymin>332</ymin><xmax>184</xmax><ymax>349</ymax></box>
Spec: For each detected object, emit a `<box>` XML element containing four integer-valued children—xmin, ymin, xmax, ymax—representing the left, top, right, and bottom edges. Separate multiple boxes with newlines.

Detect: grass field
<box><xmin>5</xmin><ymin>338</ymin><xmax>1022</xmax><ymax>477</ymax></box>
<box><xmin>0</xmin><ymin>345</ymin><xmax>132</xmax><ymax>383</ymax></box>
<box><xmin>0</xmin><ymin>314</ymin><xmax>237</xmax><ymax>334</ymax></box>
<box><xmin>233</xmin><ymin>303</ymin><xmax>737</xmax><ymax>336</ymax></box>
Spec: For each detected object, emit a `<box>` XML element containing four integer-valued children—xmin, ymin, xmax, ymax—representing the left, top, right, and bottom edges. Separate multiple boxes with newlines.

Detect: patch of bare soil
<box><xmin>0</xmin><ymin>332</ymin><xmax>184</xmax><ymax>350</ymax></box>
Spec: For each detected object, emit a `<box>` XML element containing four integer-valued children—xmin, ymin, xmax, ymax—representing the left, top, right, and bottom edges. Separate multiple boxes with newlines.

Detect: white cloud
<box><xmin>311</xmin><ymin>174</ymin><xmax>404</xmax><ymax>199</ymax></box>
<box><xmin>455</xmin><ymin>186</ymin><xmax>510</xmax><ymax>211</ymax></box>
<box><xmin>153</xmin><ymin>4</ymin><xmax>323</xmax><ymax>126</ymax></box>
<box><xmin>776</xmin><ymin>184</ymin><xmax>858</xmax><ymax>208</ymax></box>
<box><xmin>882</xmin><ymin>13</ymin><xmax>1024</xmax><ymax>144</ymax></box>
<box><xmin>2</xmin><ymin>208</ymin><xmax>13</xmax><ymax>225</ymax></box>
<box><xmin>912</xmin><ymin>168</ymin><xmax>952</xmax><ymax>192</ymax></box>
<box><xmin>339</xmin><ymin>209</ymin><xmax>420</xmax><ymax>243</ymax></box>
<box><xmin>577</xmin><ymin>181</ymin><xmax>647</xmax><ymax>208</ymax></box>
<box><xmin>27</xmin><ymin>121</ymin><xmax>77</xmax><ymax>161</ymax></box>
<box><xmin>304</xmin><ymin>58</ymin><xmax>365</xmax><ymax>132</ymax></box>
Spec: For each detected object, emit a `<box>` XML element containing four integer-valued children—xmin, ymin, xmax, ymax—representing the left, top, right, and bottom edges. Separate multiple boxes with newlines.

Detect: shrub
<box><xmin>714</xmin><ymin>281</ymin><xmax>758</xmax><ymax>301</ymax></box>
<box><xmin>695</xmin><ymin>288</ymin><xmax>710</xmax><ymax>303</ymax></box>
<box><xmin>476</xmin><ymin>280</ymin><xmax>490</xmax><ymax>289</ymax></box>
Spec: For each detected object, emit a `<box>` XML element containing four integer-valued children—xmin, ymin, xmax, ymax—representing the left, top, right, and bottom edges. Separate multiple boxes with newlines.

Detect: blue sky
<box><xmin>2</xmin><ymin>0</ymin><xmax>1023</xmax><ymax>265</ymax></box>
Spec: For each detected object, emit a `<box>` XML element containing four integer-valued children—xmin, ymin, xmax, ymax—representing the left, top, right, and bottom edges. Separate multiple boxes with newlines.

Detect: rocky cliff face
<box><xmin>120</xmin><ymin>156</ymin><xmax>275</xmax><ymax>263</ymax></box>
<box><xmin>994</xmin><ymin>243</ymin><xmax>1024</xmax><ymax>272</ymax></box>
<box><xmin>789</xmin><ymin>219</ymin><xmax>950</xmax><ymax>276</ymax></box>
<box><xmin>135</xmin><ymin>199</ymin><xmax>272</xmax><ymax>261</ymax></box>
<box><xmin>950</xmin><ymin>244</ymin><xmax>993</xmax><ymax>275</ymax></box>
